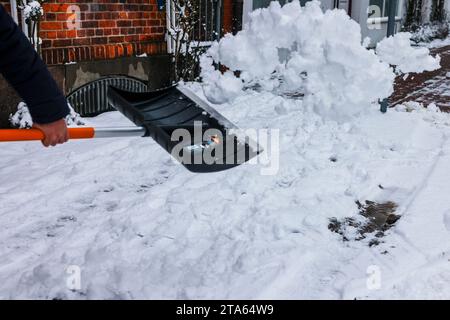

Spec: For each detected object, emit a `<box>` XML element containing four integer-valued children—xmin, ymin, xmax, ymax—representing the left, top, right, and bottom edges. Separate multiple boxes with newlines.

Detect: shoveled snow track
<box><xmin>341</xmin><ymin>130</ymin><xmax>450</xmax><ymax>299</ymax></box>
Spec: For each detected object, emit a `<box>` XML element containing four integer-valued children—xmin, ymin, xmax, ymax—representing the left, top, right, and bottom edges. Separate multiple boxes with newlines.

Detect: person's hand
<box><xmin>33</xmin><ymin>119</ymin><xmax>69</xmax><ymax>147</ymax></box>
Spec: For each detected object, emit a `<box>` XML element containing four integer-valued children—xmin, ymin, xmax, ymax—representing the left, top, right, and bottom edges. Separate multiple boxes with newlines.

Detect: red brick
<box><xmin>40</xmin><ymin>22</ymin><xmax>63</xmax><ymax>31</ymax></box>
<box><xmin>36</xmin><ymin>0</ymin><xmax>168</xmax><ymax>65</ymax></box>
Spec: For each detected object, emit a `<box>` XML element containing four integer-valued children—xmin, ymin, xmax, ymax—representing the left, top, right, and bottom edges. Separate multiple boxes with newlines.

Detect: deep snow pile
<box><xmin>201</xmin><ymin>0</ymin><xmax>440</xmax><ymax>120</ymax></box>
<box><xmin>376</xmin><ymin>32</ymin><xmax>441</xmax><ymax>73</ymax></box>
<box><xmin>201</xmin><ymin>0</ymin><xmax>395</xmax><ymax>119</ymax></box>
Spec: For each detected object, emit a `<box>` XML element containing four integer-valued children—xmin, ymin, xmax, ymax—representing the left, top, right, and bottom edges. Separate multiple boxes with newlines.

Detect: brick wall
<box><xmin>1</xmin><ymin>1</ymin><xmax>167</xmax><ymax>65</ymax></box>
<box><xmin>41</xmin><ymin>1</ymin><xmax>167</xmax><ymax>65</ymax></box>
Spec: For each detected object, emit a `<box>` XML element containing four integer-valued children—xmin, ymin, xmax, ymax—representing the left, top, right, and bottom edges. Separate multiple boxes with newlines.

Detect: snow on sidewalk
<box><xmin>1</xmin><ymin>85</ymin><xmax>450</xmax><ymax>299</ymax></box>
<box><xmin>343</xmin><ymin>139</ymin><xmax>450</xmax><ymax>299</ymax></box>
<box><xmin>390</xmin><ymin>45</ymin><xmax>450</xmax><ymax>109</ymax></box>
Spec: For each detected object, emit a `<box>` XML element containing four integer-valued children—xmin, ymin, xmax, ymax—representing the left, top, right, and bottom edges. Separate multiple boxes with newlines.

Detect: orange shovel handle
<box><xmin>0</xmin><ymin>127</ymin><xmax>95</xmax><ymax>142</ymax></box>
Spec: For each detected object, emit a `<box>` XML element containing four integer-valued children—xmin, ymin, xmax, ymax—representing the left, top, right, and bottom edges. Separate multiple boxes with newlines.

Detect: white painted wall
<box><xmin>447</xmin><ymin>0</ymin><xmax>450</xmax><ymax>19</ymax></box>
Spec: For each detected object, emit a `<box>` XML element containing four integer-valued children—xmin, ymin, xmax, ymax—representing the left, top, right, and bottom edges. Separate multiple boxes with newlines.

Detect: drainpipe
<box><xmin>165</xmin><ymin>0</ymin><xmax>173</xmax><ymax>54</ymax></box>
<box><xmin>380</xmin><ymin>0</ymin><xmax>398</xmax><ymax>113</ymax></box>
<box><xmin>386</xmin><ymin>0</ymin><xmax>397</xmax><ymax>37</ymax></box>
<box><xmin>9</xmin><ymin>0</ymin><xmax>18</xmax><ymax>23</ymax></box>
<box><xmin>215</xmin><ymin>0</ymin><xmax>222</xmax><ymax>40</ymax></box>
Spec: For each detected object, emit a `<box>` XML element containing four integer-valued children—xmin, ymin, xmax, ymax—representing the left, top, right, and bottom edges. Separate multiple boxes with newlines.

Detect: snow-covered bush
<box><xmin>17</xmin><ymin>1</ymin><xmax>46</xmax><ymax>53</ymax></box>
<box><xmin>410</xmin><ymin>22</ymin><xmax>449</xmax><ymax>43</ymax></box>
<box><xmin>376</xmin><ymin>32</ymin><xmax>441</xmax><ymax>73</ymax></box>
<box><xmin>10</xmin><ymin>102</ymin><xmax>85</xmax><ymax>128</ymax></box>
<box><xmin>22</xmin><ymin>1</ymin><xmax>44</xmax><ymax>21</ymax></box>
<box><xmin>200</xmin><ymin>0</ymin><xmax>441</xmax><ymax>120</ymax></box>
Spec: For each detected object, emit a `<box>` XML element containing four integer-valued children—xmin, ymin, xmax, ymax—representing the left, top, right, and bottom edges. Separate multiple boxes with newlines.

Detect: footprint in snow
<box><xmin>46</xmin><ymin>216</ymin><xmax>78</xmax><ymax>237</ymax></box>
<box><xmin>106</xmin><ymin>202</ymin><xmax>119</xmax><ymax>212</ymax></box>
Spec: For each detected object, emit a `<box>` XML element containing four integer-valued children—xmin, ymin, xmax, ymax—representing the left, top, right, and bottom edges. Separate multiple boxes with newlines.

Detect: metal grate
<box><xmin>194</xmin><ymin>0</ymin><xmax>222</xmax><ymax>42</ymax></box>
<box><xmin>66</xmin><ymin>76</ymin><xmax>148</xmax><ymax>117</ymax></box>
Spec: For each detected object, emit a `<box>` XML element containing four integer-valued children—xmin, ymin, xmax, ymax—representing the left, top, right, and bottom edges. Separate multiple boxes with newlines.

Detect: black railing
<box><xmin>67</xmin><ymin>76</ymin><xmax>148</xmax><ymax>117</ymax></box>
<box><xmin>194</xmin><ymin>0</ymin><xmax>222</xmax><ymax>42</ymax></box>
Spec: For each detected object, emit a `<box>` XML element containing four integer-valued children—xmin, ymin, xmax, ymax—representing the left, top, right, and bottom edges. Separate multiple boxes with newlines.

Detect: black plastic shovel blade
<box><xmin>107</xmin><ymin>85</ymin><xmax>262</xmax><ymax>173</ymax></box>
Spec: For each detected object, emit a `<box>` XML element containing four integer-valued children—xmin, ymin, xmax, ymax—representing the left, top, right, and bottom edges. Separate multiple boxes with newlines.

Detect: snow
<box><xmin>22</xmin><ymin>1</ymin><xmax>44</xmax><ymax>20</ymax></box>
<box><xmin>1</xmin><ymin>84</ymin><xmax>450</xmax><ymax>299</ymax></box>
<box><xmin>9</xmin><ymin>102</ymin><xmax>84</xmax><ymax>128</ymax></box>
<box><xmin>376</xmin><ymin>32</ymin><xmax>441</xmax><ymax>74</ymax></box>
<box><xmin>202</xmin><ymin>0</ymin><xmax>396</xmax><ymax>121</ymax></box>
<box><xmin>411</xmin><ymin>22</ymin><xmax>450</xmax><ymax>47</ymax></box>
<box><xmin>1</xmin><ymin>0</ymin><xmax>450</xmax><ymax>300</ymax></box>
<box><xmin>425</xmin><ymin>37</ymin><xmax>450</xmax><ymax>49</ymax></box>
<box><xmin>9</xmin><ymin>102</ymin><xmax>33</xmax><ymax>129</ymax></box>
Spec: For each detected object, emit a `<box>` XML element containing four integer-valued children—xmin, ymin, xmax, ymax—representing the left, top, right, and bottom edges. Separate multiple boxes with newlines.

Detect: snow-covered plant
<box><xmin>22</xmin><ymin>0</ymin><xmax>44</xmax><ymax>21</ymax></box>
<box><xmin>17</xmin><ymin>1</ymin><xmax>46</xmax><ymax>54</ymax></box>
<box><xmin>167</xmin><ymin>0</ymin><xmax>209</xmax><ymax>81</ymax></box>
<box><xmin>10</xmin><ymin>102</ymin><xmax>85</xmax><ymax>129</ymax></box>
<box><xmin>410</xmin><ymin>22</ymin><xmax>449</xmax><ymax>43</ymax></box>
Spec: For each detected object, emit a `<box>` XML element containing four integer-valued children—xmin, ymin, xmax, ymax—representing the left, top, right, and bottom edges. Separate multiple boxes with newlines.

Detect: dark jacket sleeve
<box><xmin>0</xmin><ymin>5</ymin><xmax>69</xmax><ymax>124</ymax></box>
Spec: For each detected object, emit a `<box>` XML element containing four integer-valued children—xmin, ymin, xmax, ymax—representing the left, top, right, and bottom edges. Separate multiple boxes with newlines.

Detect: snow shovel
<box><xmin>0</xmin><ymin>85</ymin><xmax>262</xmax><ymax>173</ymax></box>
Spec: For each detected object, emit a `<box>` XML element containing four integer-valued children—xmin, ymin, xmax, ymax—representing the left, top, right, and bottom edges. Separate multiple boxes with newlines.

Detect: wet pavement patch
<box><xmin>328</xmin><ymin>200</ymin><xmax>400</xmax><ymax>246</ymax></box>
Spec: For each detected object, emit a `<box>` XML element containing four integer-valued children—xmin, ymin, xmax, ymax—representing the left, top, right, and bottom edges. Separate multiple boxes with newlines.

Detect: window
<box><xmin>368</xmin><ymin>0</ymin><xmax>398</xmax><ymax>18</ymax></box>
<box><xmin>253</xmin><ymin>0</ymin><xmax>287</xmax><ymax>10</ymax></box>
<box><xmin>252</xmin><ymin>0</ymin><xmax>310</xmax><ymax>10</ymax></box>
